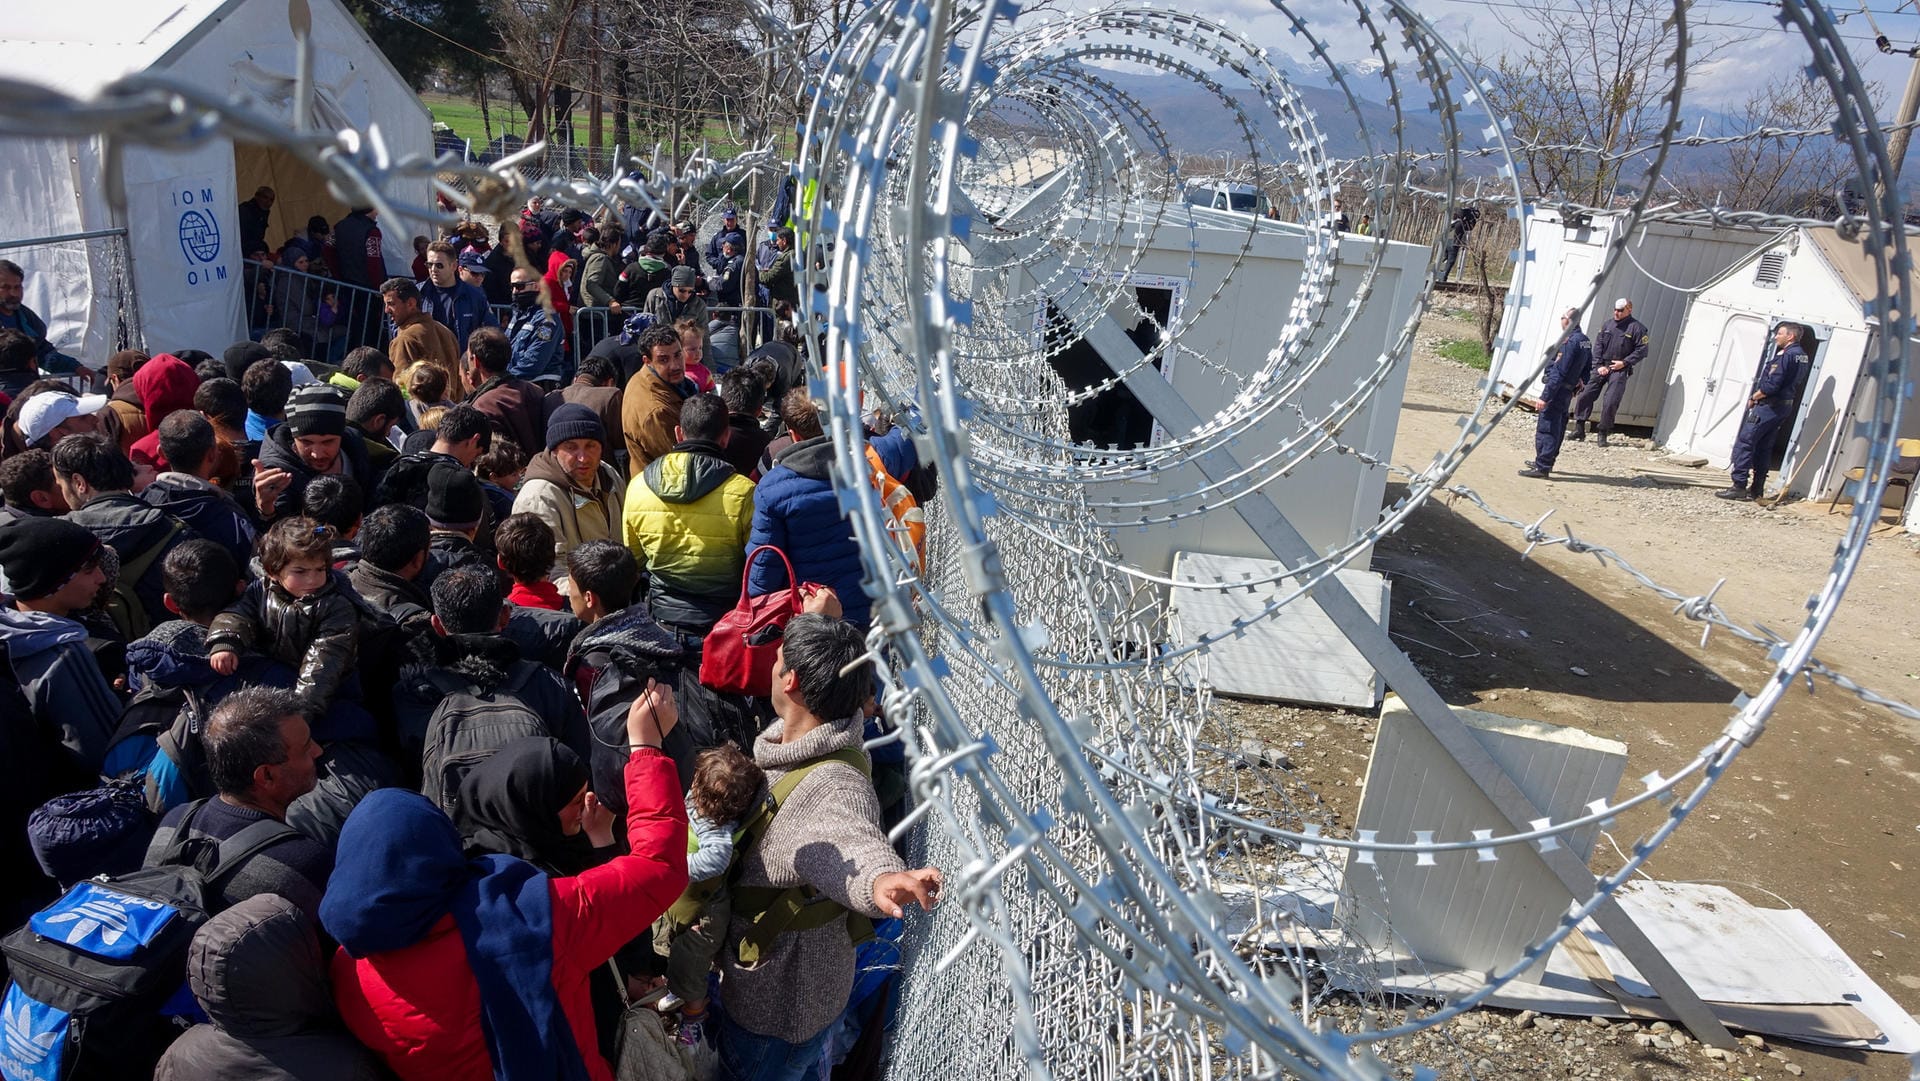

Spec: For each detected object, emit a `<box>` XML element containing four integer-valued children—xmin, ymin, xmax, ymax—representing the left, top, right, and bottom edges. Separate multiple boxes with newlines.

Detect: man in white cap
<box><xmin>1571</xmin><ymin>297</ymin><xmax>1649</xmax><ymax>448</ymax></box>
<box><xmin>18</xmin><ymin>390</ymin><xmax>109</xmax><ymax>451</ymax></box>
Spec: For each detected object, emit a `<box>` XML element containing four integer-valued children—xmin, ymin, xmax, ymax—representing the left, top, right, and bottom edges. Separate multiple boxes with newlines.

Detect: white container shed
<box><xmin>1492</xmin><ymin>208</ymin><xmax>1777</xmax><ymax>428</ymax></box>
<box><xmin>1655</xmin><ymin>227</ymin><xmax>1920</xmax><ymax>525</ymax></box>
<box><xmin>1044</xmin><ymin>209</ymin><xmax>1429</xmax><ymax>569</ymax></box>
<box><xmin>0</xmin><ymin>0</ymin><xmax>429</xmax><ymax>360</ymax></box>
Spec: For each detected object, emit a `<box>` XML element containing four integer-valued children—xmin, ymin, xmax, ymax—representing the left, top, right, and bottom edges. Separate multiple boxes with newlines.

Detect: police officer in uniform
<box><xmin>1572</xmin><ymin>297</ymin><xmax>1649</xmax><ymax>447</ymax></box>
<box><xmin>505</xmin><ymin>266</ymin><xmax>564</xmax><ymax>388</ymax></box>
<box><xmin>1717</xmin><ymin>321</ymin><xmax>1810</xmax><ymax>502</ymax></box>
<box><xmin>1520</xmin><ymin>307</ymin><xmax>1592</xmax><ymax>479</ymax></box>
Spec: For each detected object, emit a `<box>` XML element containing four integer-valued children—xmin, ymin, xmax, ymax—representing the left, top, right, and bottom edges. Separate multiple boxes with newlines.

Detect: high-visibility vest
<box><xmin>866</xmin><ymin>444</ymin><xmax>926</xmax><ymax>574</ymax></box>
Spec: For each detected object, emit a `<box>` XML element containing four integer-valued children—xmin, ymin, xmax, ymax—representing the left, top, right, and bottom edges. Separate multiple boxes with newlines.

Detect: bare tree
<box><xmin>1478</xmin><ymin>0</ymin><xmax>1726</xmax><ymax>205</ymax></box>
<box><xmin>1672</xmin><ymin>74</ymin><xmax>1881</xmax><ymax>217</ymax></box>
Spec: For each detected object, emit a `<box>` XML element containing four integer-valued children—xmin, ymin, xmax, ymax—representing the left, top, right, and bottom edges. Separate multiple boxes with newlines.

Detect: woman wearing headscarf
<box><xmin>455</xmin><ymin>736</ymin><xmax>617</xmax><ymax>875</ymax></box>
<box><xmin>321</xmin><ymin>683</ymin><xmax>686</xmax><ymax>1081</ymax></box>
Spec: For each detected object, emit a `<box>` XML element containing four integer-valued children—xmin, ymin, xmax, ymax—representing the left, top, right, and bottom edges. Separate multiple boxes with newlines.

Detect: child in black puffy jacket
<box><xmin>207</xmin><ymin>517</ymin><xmax>360</xmax><ymax>710</ymax></box>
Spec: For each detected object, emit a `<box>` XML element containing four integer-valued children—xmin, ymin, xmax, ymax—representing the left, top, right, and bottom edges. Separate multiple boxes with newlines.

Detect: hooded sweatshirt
<box><xmin>511</xmin><ymin>450</ymin><xmax>623</xmax><ymax>589</ymax></box>
<box><xmin>155</xmin><ymin>894</ymin><xmax>385</xmax><ymax>1081</ymax></box>
<box><xmin>124</xmin><ymin>354</ymin><xmax>201</xmax><ymax>469</ymax></box>
<box><xmin>620</xmin><ymin>441</ymin><xmax>754</xmax><ymax>630</ymax></box>
<box><xmin>615</xmin><ymin>254</ymin><xmax>671</xmax><ymax>308</ymax></box>
<box><xmin>108</xmin><ymin>374</ymin><xmax>148</xmax><ymax>450</ymax></box>
<box><xmin>0</xmin><ymin>606</ymin><xmax>122</xmax><ymax>772</ymax></box>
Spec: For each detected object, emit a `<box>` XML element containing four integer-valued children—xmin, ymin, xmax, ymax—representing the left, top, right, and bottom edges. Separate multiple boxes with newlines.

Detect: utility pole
<box><xmin>1877</xmin><ymin>42</ymin><xmax>1920</xmax><ymax>203</ymax></box>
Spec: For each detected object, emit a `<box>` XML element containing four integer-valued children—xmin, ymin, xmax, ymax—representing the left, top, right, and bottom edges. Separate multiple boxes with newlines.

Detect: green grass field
<box><xmin>422</xmin><ymin>91</ymin><xmax>761</xmax><ymax>158</ymax></box>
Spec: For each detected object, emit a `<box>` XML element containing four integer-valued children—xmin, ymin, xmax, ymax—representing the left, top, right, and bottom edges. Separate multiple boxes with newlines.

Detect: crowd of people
<box><xmin>0</xmin><ymin>191</ymin><xmax>942</xmax><ymax>1081</ymax></box>
<box><xmin>237</xmin><ymin>186</ymin><xmax>798</xmax><ymax>383</ymax></box>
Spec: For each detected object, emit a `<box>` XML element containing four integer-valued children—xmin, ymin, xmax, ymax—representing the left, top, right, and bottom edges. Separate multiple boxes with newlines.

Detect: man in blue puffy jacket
<box><xmin>746</xmin><ymin>390</ymin><xmax>915</xmax><ymax>631</ymax></box>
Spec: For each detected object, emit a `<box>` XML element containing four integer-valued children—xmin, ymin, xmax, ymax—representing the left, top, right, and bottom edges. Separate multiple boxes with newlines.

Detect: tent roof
<box><xmin>0</xmin><ymin>0</ymin><xmax>244</xmax><ymax>98</ymax></box>
<box><xmin>1805</xmin><ymin>227</ymin><xmax>1920</xmax><ymax>319</ymax></box>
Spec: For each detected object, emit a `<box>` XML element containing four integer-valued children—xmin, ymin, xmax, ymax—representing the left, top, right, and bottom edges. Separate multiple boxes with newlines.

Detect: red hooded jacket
<box><xmin>126</xmin><ymin>354</ymin><xmax>201</xmax><ymax>471</ymax></box>
<box><xmin>543</xmin><ymin>250</ymin><xmax>575</xmax><ymax>352</ymax></box>
<box><xmin>330</xmin><ymin>747</ymin><xmax>687</xmax><ymax>1081</ymax></box>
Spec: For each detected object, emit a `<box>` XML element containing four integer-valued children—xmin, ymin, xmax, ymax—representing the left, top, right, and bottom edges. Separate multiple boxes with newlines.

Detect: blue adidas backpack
<box><xmin>0</xmin><ymin>802</ymin><xmax>295</xmax><ymax>1081</ymax></box>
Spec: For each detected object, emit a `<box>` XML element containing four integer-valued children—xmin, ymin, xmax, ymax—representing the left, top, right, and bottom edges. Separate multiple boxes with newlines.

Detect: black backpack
<box><xmin>1</xmin><ymin>801</ymin><xmax>299</xmax><ymax>1081</ymax></box>
<box><xmin>417</xmin><ymin>665</ymin><xmax>551</xmax><ymax>814</ymax></box>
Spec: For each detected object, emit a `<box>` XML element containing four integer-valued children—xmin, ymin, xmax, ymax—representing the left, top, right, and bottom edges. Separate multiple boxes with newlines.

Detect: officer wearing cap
<box><xmin>706</xmin><ymin>206</ymin><xmax>747</xmax><ymax>273</ymax></box>
<box><xmin>457</xmin><ymin>250</ymin><xmax>491</xmax><ymax>291</ymax></box>
<box><xmin>1571</xmin><ymin>297</ymin><xmax>1649</xmax><ymax>447</ymax></box>
<box><xmin>1717</xmin><ymin>321</ymin><xmax>1811</xmax><ymax>503</ymax></box>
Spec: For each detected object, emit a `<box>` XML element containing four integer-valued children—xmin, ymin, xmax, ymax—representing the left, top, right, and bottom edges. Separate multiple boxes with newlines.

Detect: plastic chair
<box><xmin>1827</xmin><ymin>437</ymin><xmax>1920</xmax><ymax>521</ymax></box>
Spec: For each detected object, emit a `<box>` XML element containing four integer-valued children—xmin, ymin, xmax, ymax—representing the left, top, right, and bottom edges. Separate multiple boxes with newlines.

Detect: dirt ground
<box><xmin>1237</xmin><ymin>303</ymin><xmax>1920</xmax><ymax>1080</ymax></box>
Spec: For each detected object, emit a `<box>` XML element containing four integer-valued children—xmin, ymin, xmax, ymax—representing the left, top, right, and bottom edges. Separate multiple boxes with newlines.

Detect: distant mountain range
<box><xmin>1067</xmin><ymin>64</ymin><xmax>1461</xmax><ymax>162</ymax></box>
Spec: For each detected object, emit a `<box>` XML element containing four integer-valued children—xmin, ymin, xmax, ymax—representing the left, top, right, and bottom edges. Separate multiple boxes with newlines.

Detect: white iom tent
<box><xmin>1491</xmin><ymin>208</ymin><xmax>1777</xmax><ymax>428</ymax></box>
<box><xmin>0</xmin><ymin>0</ymin><xmax>429</xmax><ymax>361</ymax></box>
<box><xmin>1656</xmin><ymin>227</ymin><xmax>1920</xmax><ymax>529</ymax></box>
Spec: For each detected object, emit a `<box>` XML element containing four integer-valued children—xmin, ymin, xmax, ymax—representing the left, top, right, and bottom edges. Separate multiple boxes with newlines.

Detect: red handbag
<box><xmin>700</xmin><ymin>545</ymin><xmax>817</xmax><ymax>697</ymax></box>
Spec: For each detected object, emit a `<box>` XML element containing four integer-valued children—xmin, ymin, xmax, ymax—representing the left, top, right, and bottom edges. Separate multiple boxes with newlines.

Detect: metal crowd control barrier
<box><xmin>569</xmin><ymin>304</ymin><xmax>777</xmax><ymax>367</ymax></box>
<box><xmin>244</xmin><ymin>259</ymin><xmax>388</xmax><ymax>362</ymax></box>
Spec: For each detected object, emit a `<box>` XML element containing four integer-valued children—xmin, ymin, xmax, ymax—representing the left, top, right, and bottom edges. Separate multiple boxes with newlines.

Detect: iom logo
<box><xmin>170</xmin><ymin>182</ymin><xmax>228</xmax><ymax>286</ymax></box>
<box><xmin>1</xmin><ymin>987</ymin><xmax>66</xmax><ymax>1081</ymax></box>
<box><xmin>179</xmin><ymin>209</ymin><xmax>221</xmax><ymax>264</ymax></box>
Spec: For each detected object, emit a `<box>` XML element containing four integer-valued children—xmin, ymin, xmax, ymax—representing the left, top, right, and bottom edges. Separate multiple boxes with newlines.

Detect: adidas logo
<box><xmin>2</xmin><ymin>997</ymin><xmax>59</xmax><ymax>1068</ymax></box>
<box><xmin>42</xmin><ymin>898</ymin><xmax>134</xmax><ymax>947</ymax></box>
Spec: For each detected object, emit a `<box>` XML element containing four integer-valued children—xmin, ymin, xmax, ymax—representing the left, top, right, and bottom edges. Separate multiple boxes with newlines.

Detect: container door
<box><xmin>1688</xmin><ymin>313</ymin><xmax>1768</xmax><ymax>464</ymax></box>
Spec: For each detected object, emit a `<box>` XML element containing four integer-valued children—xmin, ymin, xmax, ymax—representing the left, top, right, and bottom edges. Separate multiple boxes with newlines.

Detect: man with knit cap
<box><xmin>622</xmin><ymin>393</ymin><xmax>754</xmax><ymax>633</ymax></box>
<box><xmin>424</xmin><ymin>462</ymin><xmax>489</xmax><ymax>574</ymax></box>
<box><xmin>717</xmin><ymin>605</ymin><xmax>942</xmax><ymax>1068</ymax></box>
<box><xmin>253</xmin><ymin>384</ymin><xmax>375</xmax><ymax>522</ymax></box>
<box><xmin>0</xmin><ymin>517</ymin><xmax>122</xmax><ymax>776</ymax></box>
<box><xmin>513</xmin><ymin>403</ymin><xmax>623</xmax><ymax>592</ymax></box>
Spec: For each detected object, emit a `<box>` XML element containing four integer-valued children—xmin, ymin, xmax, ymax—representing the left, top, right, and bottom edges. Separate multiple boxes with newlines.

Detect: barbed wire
<box><xmin>2</xmin><ymin>0</ymin><xmax>1914</xmax><ymax>1077</ymax></box>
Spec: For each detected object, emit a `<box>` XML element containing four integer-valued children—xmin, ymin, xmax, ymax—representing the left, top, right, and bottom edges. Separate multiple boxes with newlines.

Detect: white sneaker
<box><xmin>654</xmin><ymin>991</ymin><xmax>685</xmax><ymax>1013</ymax></box>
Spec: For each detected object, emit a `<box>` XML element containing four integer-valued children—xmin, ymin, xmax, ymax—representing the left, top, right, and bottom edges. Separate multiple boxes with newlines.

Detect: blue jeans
<box><xmin>717</xmin><ymin>1013</ymin><xmax>830</xmax><ymax>1081</ymax></box>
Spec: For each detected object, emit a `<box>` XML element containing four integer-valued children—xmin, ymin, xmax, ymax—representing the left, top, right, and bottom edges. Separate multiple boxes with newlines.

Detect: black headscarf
<box><xmin>454</xmin><ymin>737</ymin><xmax>595</xmax><ymax>873</ymax></box>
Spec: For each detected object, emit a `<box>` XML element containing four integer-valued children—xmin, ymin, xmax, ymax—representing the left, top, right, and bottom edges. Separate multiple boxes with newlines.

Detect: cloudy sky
<box><xmin>1184</xmin><ymin>0</ymin><xmax>1920</xmax><ymax>113</ymax></box>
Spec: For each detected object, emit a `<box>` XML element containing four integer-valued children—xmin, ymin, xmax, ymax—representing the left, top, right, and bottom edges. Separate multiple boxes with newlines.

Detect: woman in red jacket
<box><xmin>320</xmin><ymin>682</ymin><xmax>687</xmax><ymax>1081</ymax></box>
